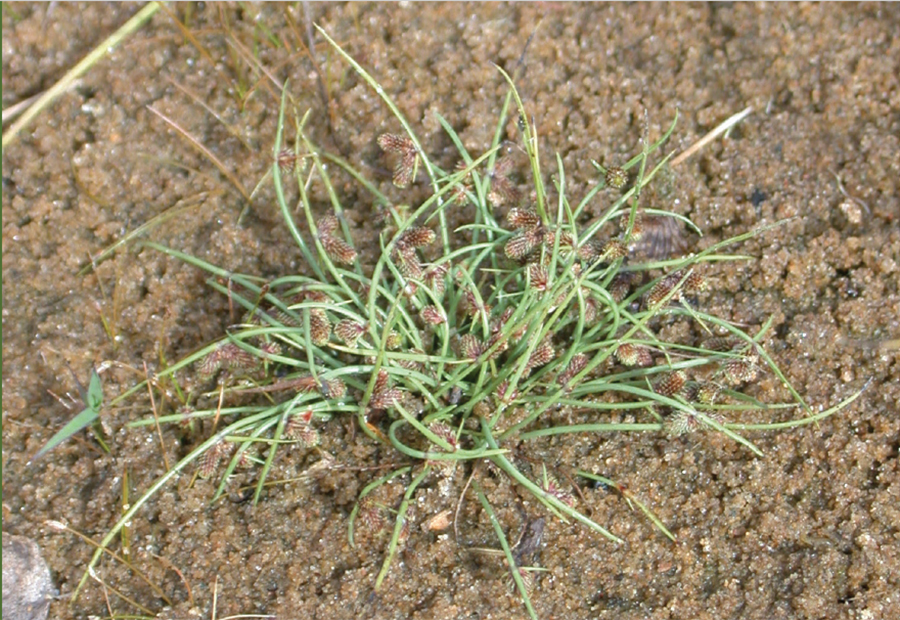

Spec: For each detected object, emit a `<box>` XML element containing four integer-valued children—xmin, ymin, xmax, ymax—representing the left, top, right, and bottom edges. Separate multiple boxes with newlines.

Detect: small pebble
<box><xmin>2</xmin><ymin>532</ymin><xmax>56</xmax><ymax>620</ymax></box>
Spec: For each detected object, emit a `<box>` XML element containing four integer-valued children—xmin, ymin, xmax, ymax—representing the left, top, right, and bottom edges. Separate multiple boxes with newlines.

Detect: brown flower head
<box><xmin>377</xmin><ymin>133</ymin><xmax>419</xmax><ymax>188</ymax></box>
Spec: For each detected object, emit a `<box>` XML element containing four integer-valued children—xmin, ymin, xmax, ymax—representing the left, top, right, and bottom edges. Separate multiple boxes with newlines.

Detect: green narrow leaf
<box><xmin>87</xmin><ymin>367</ymin><xmax>104</xmax><ymax>410</ymax></box>
<box><xmin>33</xmin><ymin>368</ymin><xmax>104</xmax><ymax>461</ymax></box>
<box><xmin>33</xmin><ymin>406</ymin><xmax>99</xmax><ymax>461</ymax></box>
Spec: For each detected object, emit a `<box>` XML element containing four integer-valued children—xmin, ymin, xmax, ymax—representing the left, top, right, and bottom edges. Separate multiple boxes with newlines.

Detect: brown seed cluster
<box><xmin>653</xmin><ymin>370</ymin><xmax>686</xmax><ymax>397</ymax></box>
<box><xmin>646</xmin><ymin>269</ymin><xmax>707</xmax><ymax>308</ymax></box>
<box><xmin>420</xmin><ymin>305</ymin><xmax>447</xmax><ymax>325</ymax></box>
<box><xmin>369</xmin><ymin>369</ymin><xmax>403</xmax><ymax>410</ymax></box>
<box><xmin>541</xmin><ymin>473</ymin><xmax>576</xmax><ymax>508</ymax></box>
<box><xmin>457</xmin><ymin>334</ymin><xmax>484</xmax><ymax>360</ymax></box>
<box><xmin>283</xmin><ymin>408</ymin><xmax>319</xmax><ymax>447</ymax></box>
<box><xmin>488</xmin><ymin>155</ymin><xmax>520</xmax><ymax>206</ymax></box>
<box><xmin>450</xmin><ymin>161</ymin><xmax>473</xmax><ymax>205</ymax></box>
<box><xmin>524</xmin><ymin>337</ymin><xmax>556</xmax><ymax>374</ymax></box>
<box><xmin>277</xmin><ymin>147</ymin><xmax>298</xmax><ymax>174</ymax></box>
<box><xmin>557</xmin><ymin>353</ymin><xmax>589</xmax><ymax>389</ymax></box>
<box><xmin>616</xmin><ymin>342</ymin><xmax>653</xmax><ymax>367</ymax></box>
<box><xmin>335</xmin><ymin>319</ymin><xmax>366</xmax><ymax>347</ymax></box>
<box><xmin>288</xmin><ymin>293</ymin><xmax>331</xmax><ymax>346</ymax></box>
<box><xmin>377</xmin><ymin>133</ymin><xmax>419</xmax><ymax>188</ymax></box>
<box><xmin>527</xmin><ymin>263</ymin><xmax>550</xmax><ymax>291</ymax></box>
<box><xmin>393</xmin><ymin>226</ymin><xmax>437</xmax><ymax>284</ymax></box>
<box><xmin>428</xmin><ymin>421</ymin><xmax>458</xmax><ymax>451</ymax></box>
<box><xmin>197</xmin><ymin>440</ymin><xmax>231</xmax><ymax>479</ymax></box>
<box><xmin>723</xmin><ymin>356</ymin><xmax>759</xmax><ymax>385</ymax></box>
<box><xmin>317</xmin><ymin>215</ymin><xmax>357</xmax><ymax>265</ymax></box>
<box><xmin>197</xmin><ymin>342</ymin><xmax>259</xmax><ymax>380</ymax></box>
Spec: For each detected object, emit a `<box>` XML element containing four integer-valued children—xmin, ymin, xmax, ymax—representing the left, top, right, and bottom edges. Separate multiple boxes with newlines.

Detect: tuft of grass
<box><xmin>68</xmin><ymin>30</ymin><xmax>867</xmax><ymax>618</ymax></box>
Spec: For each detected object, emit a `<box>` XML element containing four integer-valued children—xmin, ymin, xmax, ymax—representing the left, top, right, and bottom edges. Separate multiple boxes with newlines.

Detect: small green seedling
<box><xmin>34</xmin><ymin>367</ymin><xmax>105</xmax><ymax>460</ymax></box>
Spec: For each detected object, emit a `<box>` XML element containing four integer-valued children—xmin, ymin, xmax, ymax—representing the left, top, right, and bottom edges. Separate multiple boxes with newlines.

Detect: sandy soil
<box><xmin>3</xmin><ymin>3</ymin><xmax>899</xmax><ymax>619</ymax></box>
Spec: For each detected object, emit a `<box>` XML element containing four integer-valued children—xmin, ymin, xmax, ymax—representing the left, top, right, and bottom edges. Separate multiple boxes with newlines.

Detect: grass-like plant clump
<box><xmin>68</xmin><ymin>29</ymin><xmax>864</xmax><ymax>619</ymax></box>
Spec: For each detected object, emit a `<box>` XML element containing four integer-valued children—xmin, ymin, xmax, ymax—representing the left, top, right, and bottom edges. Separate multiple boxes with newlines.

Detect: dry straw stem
<box><xmin>670</xmin><ymin>105</ymin><xmax>754</xmax><ymax>167</ymax></box>
<box><xmin>2</xmin><ymin>2</ymin><xmax>161</xmax><ymax>152</ymax></box>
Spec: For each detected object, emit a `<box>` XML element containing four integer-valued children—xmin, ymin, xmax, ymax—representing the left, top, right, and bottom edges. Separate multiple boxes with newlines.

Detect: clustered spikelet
<box><xmin>646</xmin><ymin>272</ymin><xmax>685</xmax><ymax>308</ymax></box>
<box><xmin>397</xmin><ymin>348</ymin><xmax>426</xmax><ymax>373</ymax></box>
<box><xmin>582</xmin><ymin>294</ymin><xmax>600</xmax><ymax>324</ymax></box>
<box><xmin>541</xmin><ymin>473</ymin><xmax>576</xmax><ymax>508</ymax></box>
<box><xmin>320</xmin><ymin>378</ymin><xmax>347</xmax><ymax>400</ymax></box>
<box><xmin>653</xmin><ymin>370</ymin><xmax>686</xmax><ymax>397</ymax></box>
<box><xmin>608</xmin><ymin>273</ymin><xmax>632</xmax><ymax>303</ymax></box>
<box><xmin>646</xmin><ymin>275</ymin><xmax>679</xmax><ymax>308</ymax></box>
<box><xmin>369</xmin><ymin>369</ymin><xmax>403</xmax><ymax>410</ymax></box>
<box><xmin>505</xmin><ymin>567</ymin><xmax>537</xmax><ymax>597</ymax></box>
<box><xmin>460</xmin><ymin>290</ymin><xmax>491</xmax><ymax>321</ymax></box>
<box><xmin>335</xmin><ymin>319</ymin><xmax>366</xmax><ymax>347</ymax></box>
<box><xmin>647</xmin><ymin>269</ymin><xmax>708</xmax><ymax>308</ymax></box>
<box><xmin>627</xmin><ymin>210</ymin><xmax>645</xmax><ymax>241</ymax></box>
<box><xmin>397</xmin><ymin>226</ymin><xmax>436</xmax><ymax>250</ymax></box>
<box><xmin>602</xmin><ymin>238</ymin><xmax>628</xmax><ymax>261</ymax></box>
<box><xmin>488</xmin><ymin>155</ymin><xmax>519</xmax><ymax>206</ymax></box>
<box><xmin>666</xmin><ymin>409</ymin><xmax>701</xmax><ymax>437</ymax></box>
<box><xmin>527</xmin><ymin>263</ymin><xmax>550</xmax><ymax>291</ymax></box>
<box><xmin>723</xmin><ymin>357</ymin><xmax>759</xmax><ymax>386</ymax></box>
<box><xmin>450</xmin><ymin>160</ymin><xmax>473</xmax><ymax>205</ymax></box>
<box><xmin>197</xmin><ymin>342</ymin><xmax>259</xmax><ymax>379</ymax></box>
<box><xmin>703</xmin><ymin>337</ymin><xmax>738</xmax><ymax>352</ymax></box>
<box><xmin>356</xmin><ymin>496</ymin><xmax>389</xmax><ymax>539</ymax></box>
<box><xmin>524</xmin><ymin>337</ymin><xmax>556</xmax><ymax>373</ymax></box>
<box><xmin>428</xmin><ymin>421</ymin><xmax>458</xmax><ymax>451</ymax></box>
<box><xmin>197</xmin><ymin>440</ymin><xmax>230</xmax><ymax>479</ymax></box>
<box><xmin>293</xmin><ymin>290</ymin><xmax>331</xmax><ymax>347</ymax></box>
<box><xmin>505</xmin><ymin>226</ymin><xmax>544</xmax><ymax>261</ymax></box>
<box><xmin>377</xmin><ymin>133</ymin><xmax>419</xmax><ymax>188</ymax></box>
<box><xmin>285</xmin><ymin>375</ymin><xmax>321</xmax><ymax>394</ymax></box>
<box><xmin>393</xmin><ymin>226</ymin><xmax>436</xmax><ymax>282</ymax></box>
<box><xmin>605</xmin><ymin>165</ymin><xmax>628</xmax><ymax>190</ymax></box>
<box><xmin>557</xmin><ymin>353</ymin><xmax>589</xmax><ymax>389</ymax></box>
<box><xmin>283</xmin><ymin>409</ymin><xmax>319</xmax><ymax>447</ymax></box>
<box><xmin>305</xmin><ymin>308</ymin><xmax>332</xmax><ymax>346</ymax></box>
<box><xmin>423</xmin><ymin>263</ymin><xmax>448</xmax><ymax>298</ymax></box>
<box><xmin>507</xmin><ymin>207</ymin><xmax>541</xmax><ymax>230</ymax></box>
<box><xmin>317</xmin><ymin>215</ymin><xmax>358</xmax><ymax>264</ymax></box>
<box><xmin>494</xmin><ymin>379</ymin><xmax>517</xmax><ymax>405</ymax></box>
<box><xmin>616</xmin><ymin>342</ymin><xmax>653</xmax><ymax>367</ymax></box>
<box><xmin>394</xmin><ymin>247</ymin><xmax>424</xmax><ymax>280</ymax></box>
<box><xmin>667</xmin><ymin>408</ymin><xmax>725</xmax><ymax>437</ymax></box>
<box><xmin>420</xmin><ymin>305</ymin><xmax>447</xmax><ymax>325</ymax></box>
<box><xmin>258</xmin><ymin>341</ymin><xmax>282</xmax><ymax>359</ymax></box>
<box><xmin>696</xmin><ymin>382</ymin><xmax>721</xmax><ymax>405</ymax></box>
<box><xmin>504</xmin><ymin>208</ymin><xmax>547</xmax><ymax>261</ymax></box>
<box><xmin>277</xmin><ymin>147</ymin><xmax>298</xmax><ymax>174</ymax></box>
<box><xmin>457</xmin><ymin>334</ymin><xmax>484</xmax><ymax>360</ymax></box>
<box><xmin>577</xmin><ymin>240</ymin><xmax>603</xmax><ymax>262</ymax></box>
<box><xmin>384</xmin><ymin>330</ymin><xmax>402</xmax><ymax>350</ymax></box>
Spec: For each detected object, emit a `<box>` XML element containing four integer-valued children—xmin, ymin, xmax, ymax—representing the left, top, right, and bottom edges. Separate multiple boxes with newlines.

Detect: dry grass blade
<box><xmin>670</xmin><ymin>106</ymin><xmax>753</xmax><ymax>167</ymax></box>
<box><xmin>77</xmin><ymin>190</ymin><xmax>221</xmax><ymax>276</ymax></box>
<box><xmin>2</xmin><ymin>2</ymin><xmax>161</xmax><ymax>152</ymax></box>
<box><xmin>147</xmin><ymin>105</ymin><xmax>251</xmax><ymax>203</ymax></box>
<box><xmin>167</xmin><ymin>78</ymin><xmax>254</xmax><ymax>152</ymax></box>
<box><xmin>155</xmin><ymin>1</ymin><xmax>215</xmax><ymax>66</ymax></box>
